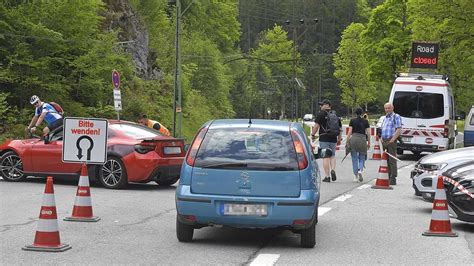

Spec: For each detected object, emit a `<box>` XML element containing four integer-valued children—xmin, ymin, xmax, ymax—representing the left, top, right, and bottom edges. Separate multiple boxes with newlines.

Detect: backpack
<box><xmin>49</xmin><ymin>102</ymin><xmax>64</xmax><ymax>116</ymax></box>
<box><xmin>324</xmin><ymin>110</ymin><xmax>340</xmax><ymax>136</ymax></box>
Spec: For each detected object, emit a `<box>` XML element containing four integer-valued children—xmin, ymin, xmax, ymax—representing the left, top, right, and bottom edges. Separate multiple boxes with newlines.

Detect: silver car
<box><xmin>411</xmin><ymin>146</ymin><xmax>474</xmax><ymax>201</ymax></box>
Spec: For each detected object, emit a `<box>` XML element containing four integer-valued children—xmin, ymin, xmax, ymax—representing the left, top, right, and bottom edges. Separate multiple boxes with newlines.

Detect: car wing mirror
<box><xmin>44</xmin><ymin>134</ymin><xmax>50</xmax><ymax>144</ymax></box>
<box><xmin>456</xmin><ymin>111</ymin><xmax>466</xmax><ymax>120</ymax></box>
<box><xmin>313</xmin><ymin>148</ymin><xmax>333</xmax><ymax>159</ymax></box>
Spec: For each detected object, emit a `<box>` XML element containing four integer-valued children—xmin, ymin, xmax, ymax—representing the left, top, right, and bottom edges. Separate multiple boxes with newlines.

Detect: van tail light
<box><xmin>186</xmin><ymin>127</ymin><xmax>208</xmax><ymax>166</ymax></box>
<box><xmin>291</xmin><ymin>130</ymin><xmax>308</xmax><ymax>170</ymax></box>
<box><xmin>293</xmin><ymin>219</ymin><xmax>311</xmax><ymax>225</ymax></box>
<box><xmin>443</xmin><ymin>119</ymin><xmax>449</xmax><ymax>138</ymax></box>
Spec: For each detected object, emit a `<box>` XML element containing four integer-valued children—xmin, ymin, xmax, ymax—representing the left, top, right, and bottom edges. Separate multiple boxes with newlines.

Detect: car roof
<box><xmin>419</xmin><ymin>147</ymin><xmax>474</xmax><ymax>164</ymax></box>
<box><xmin>208</xmin><ymin>119</ymin><xmax>292</xmax><ymax>131</ymax></box>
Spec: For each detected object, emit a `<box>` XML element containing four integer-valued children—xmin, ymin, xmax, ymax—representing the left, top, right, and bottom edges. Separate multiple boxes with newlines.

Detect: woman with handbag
<box><xmin>346</xmin><ymin>108</ymin><xmax>371</xmax><ymax>182</ymax></box>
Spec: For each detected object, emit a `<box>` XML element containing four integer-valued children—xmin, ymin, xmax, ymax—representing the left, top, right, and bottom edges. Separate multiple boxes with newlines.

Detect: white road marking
<box><xmin>333</xmin><ymin>194</ymin><xmax>352</xmax><ymax>201</ymax></box>
<box><xmin>250</xmin><ymin>254</ymin><xmax>280</xmax><ymax>266</ymax></box>
<box><xmin>357</xmin><ymin>184</ymin><xmax>372</xmax><ymax>189</ymax></box>
<box><xmin>318</xmin><ymin>207</ymin><xmax>332</xmax><ymax>217</ymax></box>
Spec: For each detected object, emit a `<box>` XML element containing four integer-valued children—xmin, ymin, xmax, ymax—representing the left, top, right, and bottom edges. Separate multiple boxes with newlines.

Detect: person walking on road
<box><xmin>380</xmin><ymin>102</ymin><xmax>402</xmax><ymax>185</ymax></box>
<box><xmin>26</xmin><ymin>95</ymin><xmax>63</xmax><ymax>136</ymax></box>
<box><xmin>346</xmin><ymin>107</ymin><xmax>371</xmax><ymax>182</ymax></box>
<box><xmin>138</xmin><ymin>114</ymin><xmax>171</xmax><ymax>136</ymax></box>
<box><xmin>310</xmin><ymin>99</ymin><xmax>342</xmax><ymax>182</ymax></box>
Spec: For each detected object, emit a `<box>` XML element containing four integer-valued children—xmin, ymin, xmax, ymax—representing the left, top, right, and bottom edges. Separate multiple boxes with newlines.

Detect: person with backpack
<box><xmin>310</xmin><ymin>99</ymin><xmax>342</xmax><ymax>182</ymax></box>
<box><xmin>380</xmin><ymin>102</ymin><xmax>402</xmax><ymax>185</ymax></box>
<box><xmin>26</xmin><ymin>95</ymin><xmax>63</xmax><ymax>136</ymax></box>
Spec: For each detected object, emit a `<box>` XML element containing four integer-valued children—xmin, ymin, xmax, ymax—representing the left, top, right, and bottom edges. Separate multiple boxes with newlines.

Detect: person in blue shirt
<box><xmin>26</xmin><ymin>95</ymin><xmax>63</xmax><ymax>136</ymax></box>
<box><xmin>380</xmin><ymin>102</ymin><xmax>402</xmax><ymax>185</ymax></box>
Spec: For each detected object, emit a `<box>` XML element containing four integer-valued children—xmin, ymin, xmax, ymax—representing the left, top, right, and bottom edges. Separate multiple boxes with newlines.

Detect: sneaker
<box><xmin>358</xmin><ymin>171</ymin><xmax>363</xmax><ymax>182</ymax></box>
<box><xmin>331</xmin><ymin>170</ymin><xmax>337</xmax><ymax>181</ymax></box>
<box><xmin>353</xmin><ymin>175</ymin><xmax>358</xmax><ymax>182</ymax></box>
<box><xmin>322</xmin><ymin>176</ymin><xmax>331</xmax><ymax>182</ymax></box>
<box><xmin>390</xmin><ymin>179</ymin><xmax>397</xmax><ymax>185</ymax></box>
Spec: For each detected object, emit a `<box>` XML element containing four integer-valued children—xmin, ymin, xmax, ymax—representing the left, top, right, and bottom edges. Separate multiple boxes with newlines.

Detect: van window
<box><xmin>393</xmin><ymin>92</ymin><xmax>444</xmax><ymax>119</ymax></box>
<box><xmin>470</xmin><ymin>115</ymin><xmax>474</xmax><ymax>126</ymax></box>
<box><xmin>194</xmin><ymin>128</ymin><xmax>298</xmax><ymax>171</ymax></box>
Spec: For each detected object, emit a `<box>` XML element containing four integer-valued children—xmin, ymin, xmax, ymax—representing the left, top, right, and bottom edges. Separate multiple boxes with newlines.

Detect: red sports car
<box><xmin>0</xmin><ymin>120</ymin><xmax>186</xmax><ymax>189</ymax></box>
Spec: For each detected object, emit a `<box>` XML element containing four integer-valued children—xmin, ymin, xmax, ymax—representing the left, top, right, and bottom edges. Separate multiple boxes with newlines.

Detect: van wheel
<box><xmin>300</xmin><ymin>221</ymin><xmax>316</xmax><ymax>248</ymax></box>
<box><xmin>176</xmin><ymin>216</ymin><xmax>194</xmax><ymax>242</ymax></box>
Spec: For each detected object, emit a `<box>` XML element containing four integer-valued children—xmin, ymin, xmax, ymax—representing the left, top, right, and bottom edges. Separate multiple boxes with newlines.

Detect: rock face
<box><xmin>102</xmin><ymin>0</ymin><xmax>162</xmax><ymax>80</ymax></box>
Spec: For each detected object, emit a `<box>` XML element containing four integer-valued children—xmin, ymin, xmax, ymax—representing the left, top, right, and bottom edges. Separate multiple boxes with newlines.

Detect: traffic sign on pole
<box><xmin>62</xmin><ymin>118</ymin><xmax>108</xmax><ymax>164</ymax></box>
<box><xmin>112</xmin><ymin>70</ymin><xmax>122</xmax><ymax>112</ymax></box>
<box><xmin>112</xmin><ymin>69</ymin><xmax>120</xmax><ymax>89</ymax></box>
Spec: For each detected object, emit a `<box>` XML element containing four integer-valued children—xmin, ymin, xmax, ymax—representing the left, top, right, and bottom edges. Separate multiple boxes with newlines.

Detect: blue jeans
<box><xmin>350</xmin><ymin>151</ymin><xmax>366</xmax><ymax>176</ymax></box>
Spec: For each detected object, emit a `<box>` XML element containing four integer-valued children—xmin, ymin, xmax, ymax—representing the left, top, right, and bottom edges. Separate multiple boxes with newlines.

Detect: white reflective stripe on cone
<box><xmin>41</xmin><ymin>194</ymin><xmax>56</xmax><ymax>207</ymax></box>
<box><xmin>431</xmin><ymin>209</ymin><xmax>450</xmax><ymax>220</ymax></box>
<box><xmin>37</xmin><ymin>219</ymin><xmax>59</xmax><ymax>232</ymax></box>
<box><xmin>78</xmin><ymin>176</ymin><xmax>90</xmax><ymax>187</ymax></box>
<box><xmin>73</xmin><ymin>196</ymin><xmax>92</xmax><ymax>207</ymax></box>
<box><xmin>434</xmin><ymin>190</ymin><xmax>447</xmax><ymax>200</ymax></box>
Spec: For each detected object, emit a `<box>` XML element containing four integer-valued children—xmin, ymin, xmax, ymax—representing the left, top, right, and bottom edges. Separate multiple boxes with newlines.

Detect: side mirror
<box><xmin>456</xmin><ymin>111</ymin><xmax>466</xmax><ymax>120</ymax></box>
<box><xmin>313</xmin><ymin>148</ymin><xmax>333</xmax><ymax>159</ymax></box>
<box><xmin>44</xmin><ymin>135</ymin><xmax>50</xmax><ymax>144</ymax></box>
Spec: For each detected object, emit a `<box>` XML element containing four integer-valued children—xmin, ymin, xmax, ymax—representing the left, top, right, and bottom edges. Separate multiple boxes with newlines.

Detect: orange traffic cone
<box><xmin>422</xmin><ymin>176</ymin><xmax>458</xmax><ymax>237</ymax></box>
<box><xmin>371</xmin><ymin>151</ymin><xmax>393</xmax><ymax>190</ymax></box>
<box><xmin>23</xmin><ymin>177</ymin><xmax>71</xmax><ymax>252</ymax></box>
<box><xmin>371</xmin><ymin>136</ymin><xmax>382</xmax><ymax>160</ymax></box>
<box><xmin>64</xmin><ymin>164</ymin><xmax>100</xmax><ymax>222</ymax></box>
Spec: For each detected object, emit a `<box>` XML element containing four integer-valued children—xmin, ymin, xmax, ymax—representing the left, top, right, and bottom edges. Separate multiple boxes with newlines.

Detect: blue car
<box><xmin>175</xmin><ymin>119</ymin><xmax>329</xmax><ymax>248</ymax></box>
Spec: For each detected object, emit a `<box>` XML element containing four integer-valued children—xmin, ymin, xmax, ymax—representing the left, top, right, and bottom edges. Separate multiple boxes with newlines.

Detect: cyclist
<box><xmin>26</xmin><ymin>95</ymin><xmax>63</xmax><ymax>136</ymax></box>
<box><xmin>137</xmin><ymin>114</ymin><xmax>171</xmax><ymax>136</ymax></box>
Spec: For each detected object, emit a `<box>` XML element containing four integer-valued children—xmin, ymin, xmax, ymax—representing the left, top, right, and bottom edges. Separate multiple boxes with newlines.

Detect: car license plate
<box><xmin>223</xmin><ymin>204</ymin><xmax>267</xmax><ymax>216</ymax></box>
<box><xmin>402</xmin><ymin>137</ymin><xmax>412</xmax><ymax>143</ymax></box>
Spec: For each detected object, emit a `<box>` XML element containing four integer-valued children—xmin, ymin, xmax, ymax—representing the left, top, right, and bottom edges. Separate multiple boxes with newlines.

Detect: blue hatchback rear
<box><xmin>175</xmin><ymin>119</ymin><xmax>322</xmax><ymax>248</ymax></box>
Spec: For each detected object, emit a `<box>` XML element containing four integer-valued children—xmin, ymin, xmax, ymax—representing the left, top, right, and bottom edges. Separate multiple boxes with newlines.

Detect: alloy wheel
<box><xmin>0</xmin><ymin>153</ymin><xmax>24</xmax><ymax>181</ymax></box>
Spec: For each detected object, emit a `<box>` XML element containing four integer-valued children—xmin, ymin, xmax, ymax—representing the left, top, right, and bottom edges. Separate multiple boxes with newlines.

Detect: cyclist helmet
<box><xmin>30</xmin><ymin>95</ymin><xmax>40</xmax><ymax>105</ymax></box>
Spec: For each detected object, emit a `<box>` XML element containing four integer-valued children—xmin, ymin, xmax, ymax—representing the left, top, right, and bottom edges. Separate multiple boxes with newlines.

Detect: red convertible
<box><xmin>0</xmin><ymin>120</ymin><xmax>186</xmax><ymax>189</ymax></box>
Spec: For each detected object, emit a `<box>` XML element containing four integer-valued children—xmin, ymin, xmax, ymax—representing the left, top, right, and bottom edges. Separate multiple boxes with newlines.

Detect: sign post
<box><xmin>112</xmin><ymin>69</ymin><xmax>122</xmax><ymax>120</ymax></box>
<box><xmin>62</xmin><ymin>118</ymin><xmax>108</xmax><ymax>164</ymax></box>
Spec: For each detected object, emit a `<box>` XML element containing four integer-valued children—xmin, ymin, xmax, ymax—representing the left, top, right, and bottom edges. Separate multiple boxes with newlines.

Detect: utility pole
<box><xmin>172</xmin><ymin>0</ymin><xmax>181</xmax><ymax>138</ymax></box>
<box><xmin>172</xmin><ymin>0</ymin><xmax>194</xmax><ymax>138</ymax></box>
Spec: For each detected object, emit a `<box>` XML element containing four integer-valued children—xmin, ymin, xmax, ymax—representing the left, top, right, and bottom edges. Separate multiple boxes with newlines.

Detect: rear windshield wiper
<box><xmin>200</xmin><ymin>162</ymin><xmax>248</xmax><ymax>169</ymax></box>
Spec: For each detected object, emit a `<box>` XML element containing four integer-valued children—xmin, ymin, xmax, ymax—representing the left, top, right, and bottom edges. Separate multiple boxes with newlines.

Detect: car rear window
<box><xmin>394</xmin><ymin>92</ymin><xmax>444</xmax><ymax>119</ymax></box>
<box><xmin>110</xmin><ymin>124</ymin><xmax>163</xmax><ymax>139</ymax></box>
<box><xmin>194</xmin><ymin>127</ymin><xmax>298</xmax><ymax>171</ymax></box>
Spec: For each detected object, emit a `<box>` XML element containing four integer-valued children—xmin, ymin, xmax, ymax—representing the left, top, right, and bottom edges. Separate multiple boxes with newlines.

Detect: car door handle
<box><xmin>418</xmin><ymin>125</ymin><xmax>426</xmax><ymax>127</ymax></box>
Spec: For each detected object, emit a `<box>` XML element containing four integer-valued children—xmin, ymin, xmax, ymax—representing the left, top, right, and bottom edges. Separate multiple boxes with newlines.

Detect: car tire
<box><xmin>300</xmin><ymin>220</ymin><xmax>316</xmax><ymax>248</ymax></box>
<box><xmin>176</xmin><ymin>216</ymin><xmax>194</xmax><ymax>242</ymax></box>
<box><xmin>156</xmin><ymin>177</ymin><xmax>179</xmax><ymax>186</ymax></box>
<box><xmin>0</xmin><ymin>151</ymin><xmax>26</xmax><ymax>182</ymax></box>
<box><xmin>414</xmin><ymin>186</ymin><xmax>422</xmax><ymax>196</ymax></box>
<box><xmin>98</xmin><ymin>156</ymin><xmax>128</xmax><ymax>189</ymax></box>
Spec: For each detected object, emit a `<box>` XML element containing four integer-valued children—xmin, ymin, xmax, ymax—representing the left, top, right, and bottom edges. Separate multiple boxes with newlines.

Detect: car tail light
<box><xmin>291</xmin><ymin>129</ymin><xmax>308</xmax><ymax>170</ymax></box>
<box><xmin>293</xmin><ymin>219</ymin><xmax>311</xmax><ymax>225</ymax></box>
<box><xmin>134</xmin><ymin>143</ymin><xmax>156</xmax><ymax>154</ymax></box>
<box><xmin>186</xmin><ymin>127</ymin><xmax>208</xmax><ymax>166</ymax></box>
<box><xmin>182</xmin><ymin>215</ymin><xmax>196</xmax><ymax>222</ymax></box>
<box><xmin>443</xmin><ymin>119</ymin><xmax>449</xmax><ymax>138</ymax></box>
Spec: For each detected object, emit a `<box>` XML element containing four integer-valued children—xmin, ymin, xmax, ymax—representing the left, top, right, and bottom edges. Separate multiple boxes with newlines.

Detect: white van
<box><xmin>389</xmin><ymin>73</ymin><xmax>456</xmax><ymax>155</ymax></box>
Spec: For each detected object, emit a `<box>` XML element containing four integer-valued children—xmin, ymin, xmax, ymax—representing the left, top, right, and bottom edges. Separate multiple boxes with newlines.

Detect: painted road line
<box><xmin>318</xmin><ymin>207</ymin><xmax>331</xmax><ymax>217</ymax></box>
<box><xmin>249</xmin><ymin>254</ymin><xmax>280</xmax><ymax>266</ymax></box>
<box><xmin>333</xmin><ymin>194</ymin><xmax>352</xmax><ymax>202</ymax></box>
<box><xmin>357</xmin><ymin>184</ymin><xmax>372</xmax><ymax>190</ymax></box>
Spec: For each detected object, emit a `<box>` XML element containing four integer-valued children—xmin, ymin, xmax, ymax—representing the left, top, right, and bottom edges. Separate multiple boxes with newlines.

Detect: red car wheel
<box><xmin>98</xmin><ymin>156</ymin><xmax>128</xmax><ymax>189</ymax></box>
<box><xmin>0</xmin><ymin>151</ymin><xmax>26</xmax><ymax>182</ymax></box>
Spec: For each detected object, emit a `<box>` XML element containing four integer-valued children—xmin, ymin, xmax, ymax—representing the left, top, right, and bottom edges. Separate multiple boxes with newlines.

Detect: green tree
<box><xmin>409</xmin><ymin>0</ymin><xmax>474</xmax><ymax>112</ymax></box>
<box><xmin>334</xmin><ymin>23</ymin><xmax>374</xmax><ymax>113</ymax></box>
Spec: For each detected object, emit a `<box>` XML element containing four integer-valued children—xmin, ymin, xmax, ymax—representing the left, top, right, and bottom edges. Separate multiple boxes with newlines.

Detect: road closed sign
<box><xmin>63</xmin><ymin>117</ymin><xmax>108</xmax><ymax>164</ymax></box>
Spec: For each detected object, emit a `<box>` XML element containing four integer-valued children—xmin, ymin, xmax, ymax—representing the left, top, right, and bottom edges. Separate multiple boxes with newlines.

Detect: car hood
<box><xmin>418</xmin><ymin>147</ymin><xmax>474</xmax><ymax>165</ymax></box>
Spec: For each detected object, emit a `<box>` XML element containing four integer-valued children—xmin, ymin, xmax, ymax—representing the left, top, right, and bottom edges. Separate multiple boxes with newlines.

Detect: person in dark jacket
<box><xmin>346</xmin><ymin>108</ymin><xmax>371</xmax><ymax>182</ymax></box>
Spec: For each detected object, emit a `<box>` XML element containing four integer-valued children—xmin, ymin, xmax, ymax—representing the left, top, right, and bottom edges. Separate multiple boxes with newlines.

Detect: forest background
<box><xmin>1</xmin><ymin>0</ymin><xmax>472</xmax><ymax>141</ymax></box>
